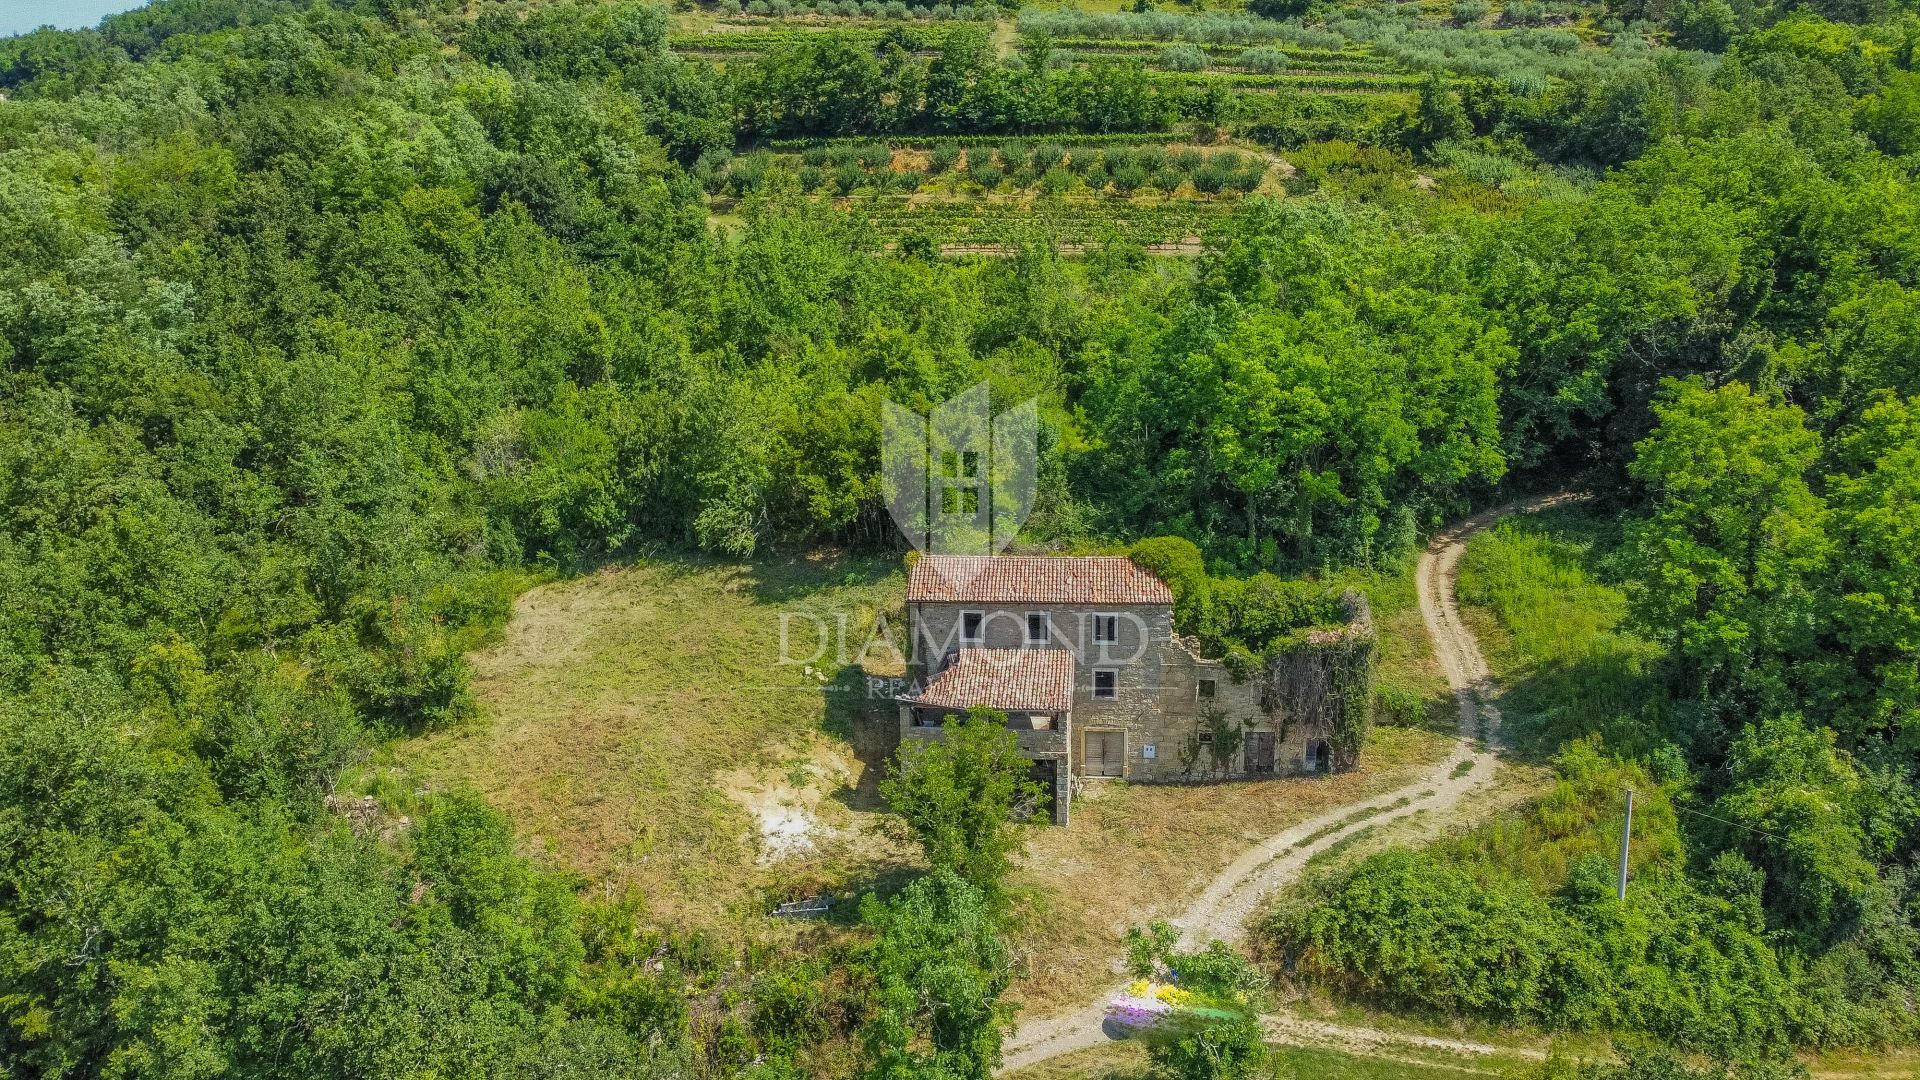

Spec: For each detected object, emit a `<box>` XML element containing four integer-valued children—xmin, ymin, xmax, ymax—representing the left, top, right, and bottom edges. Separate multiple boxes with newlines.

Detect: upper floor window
<box><xmin>961</xmin><ymin>610</ymin><xmax>984</xmax><ymax>644</ymax></box>
<box><xmin>1092</xmin><ymin>669</ymin><xmax>1117</xmax><ymax>699</ymax></box>
<box><xmin>1092</xmin><ymin>614</ymin><xmax>1119</xmax><ymax>645</ymax></box>
<box><xmin>1197</xmin><ymin>678</ymin><xmax>1216</xmax><ymax>701</ymax></box>
<box><xmin>1026</xmin><ymin>611</ymin><xmax>1050</xmax><ymax>645</ymax></box>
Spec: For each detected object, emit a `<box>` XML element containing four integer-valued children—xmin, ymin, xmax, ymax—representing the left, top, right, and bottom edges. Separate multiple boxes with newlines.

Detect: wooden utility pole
<box><xmin>1617</xmin><ymin>788</ymin><xmax>1634</xmax><ymax>900</ymax></box>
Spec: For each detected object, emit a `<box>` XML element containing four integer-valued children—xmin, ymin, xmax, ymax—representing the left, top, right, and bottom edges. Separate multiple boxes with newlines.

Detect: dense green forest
<box><xmin>1</xmin><ymin>0</ymin><xmax>1917</xmax><ymax>1075</ymax></box>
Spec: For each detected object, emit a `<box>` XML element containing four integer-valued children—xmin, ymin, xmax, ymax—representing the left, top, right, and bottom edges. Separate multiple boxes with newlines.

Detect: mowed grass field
<box><xmin>387</xmin><ymin>548</ymin><xmax>1455</xmax><ymax>976</ymax></box>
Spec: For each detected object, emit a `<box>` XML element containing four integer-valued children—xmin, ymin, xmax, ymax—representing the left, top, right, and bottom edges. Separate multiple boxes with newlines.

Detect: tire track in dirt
<box><xmin>998</xmin><ymin>493</ymin><xmax>1579</xmax><ymax>1075</ymax></box>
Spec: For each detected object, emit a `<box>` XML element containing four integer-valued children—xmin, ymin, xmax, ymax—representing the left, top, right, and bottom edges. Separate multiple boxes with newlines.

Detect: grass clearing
<box><xmin>386</xmin><ymin>554</ymin><xmax>920</xmax><ymax>928</ymax></box>
<box><xmin>382</xmin><ymin>546</ymin><xmax>1456</xmax><ymax>1006</ymax></box>
<box><xmin>1455</xmin><ymin>505</ymin><xmax>1664</xmax><ymax>756</ymax></box>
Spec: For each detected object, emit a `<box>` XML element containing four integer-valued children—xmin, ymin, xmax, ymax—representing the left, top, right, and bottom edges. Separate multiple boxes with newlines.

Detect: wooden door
<box><xmin>1084</xmin><ymin>730</ymin><xmax>1124</xmax><ymax>777</ymax></box>
<box><xmin>1245</xmin><ymin>731</ymin><xmax>1275</xmax><ymax>775</ymax></box>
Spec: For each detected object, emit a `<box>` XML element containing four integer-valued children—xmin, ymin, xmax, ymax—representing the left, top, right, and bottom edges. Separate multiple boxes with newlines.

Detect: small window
<box><xmin>961</xmin><ymin>611</ymin><xmax>984</xmax><ymax>644</ymax></box>
<box><xmin>1092</xmin><ymin>669</ymin><xmax>1118</xmax><ymax>699</ymax></box>
<box><xmin>1197</xmin><ymin>678</ymin><xmax>1216</xmax><ymax>701</ymax></box>
<box><xmin>1092</xmin><ymin>614</ymin><xmax>1119</xmax><ymax>645</ymax></box>
<box><xmin>1198</xmin><ymin>730</ymin><xmax>1214</xmax><ymax>745</ymax></box>
<box><xmin>1026</xmin><ymin>611</ymin><xmax>1050</xmax><ymax>645</ymax></box>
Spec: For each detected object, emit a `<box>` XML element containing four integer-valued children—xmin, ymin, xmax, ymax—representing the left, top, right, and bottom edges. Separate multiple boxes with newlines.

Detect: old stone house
<box><xmin>897</xmin><ymin>554</ymin><xmax>1364</xmax><ymax>825</ymax></box>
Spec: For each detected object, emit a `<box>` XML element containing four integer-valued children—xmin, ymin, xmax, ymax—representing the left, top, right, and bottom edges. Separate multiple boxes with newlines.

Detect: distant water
<box><xmin>2</xmin><ymin>1</ymin><xmax>153</xmax><ymax>36</ymax></box>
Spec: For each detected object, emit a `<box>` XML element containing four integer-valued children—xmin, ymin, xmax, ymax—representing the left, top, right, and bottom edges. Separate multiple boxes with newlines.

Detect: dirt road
<box><xmin>998</xmin><ymin>495</ymin><xmax>1578</xmax><ymax>1075</ymax></box>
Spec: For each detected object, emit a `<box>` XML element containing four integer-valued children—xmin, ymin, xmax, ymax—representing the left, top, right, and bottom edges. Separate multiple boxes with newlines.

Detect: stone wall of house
<box><xmin>899</xmin><ymin>590</ymin><xmax>1375</xmax><ymax>795</ymax></box>
<box><xmin>1115</xmin><ymin>589</ymin><xmax>1376</xmax><ymax>782</ymax></box>
<box><xmin>907</xmin><ymin>600</ymin><xmax>1170</xmax><ymax>677</ymax></box>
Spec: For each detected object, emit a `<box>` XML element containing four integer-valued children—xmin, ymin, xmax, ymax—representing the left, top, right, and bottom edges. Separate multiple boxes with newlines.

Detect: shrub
<box><xmin>1030</xmin><ymin>142</ymin><xmax>1065</xmax><ymax>172</ymax></box>
<box><xmin>927</xmin><ymin>144</ymin><xmax>961</xmax><ymax>173</ymax></box>
<box><xmin>855</xmin><ymin>142</ymin><xmax>892</xmax><ymax>169</ymax></box>
<box><xmin>1130</xmin><ymin>537</ymin><xmax>1210</xmax><ymax>628</ymax></box>
<box><xmin>996</xmin><ymin>140</ymin><xmax>1028</xmax><ymax>169</ymax></box>
<box><xmin>1151</xmin><ymin>165</ymin><xmax>1185</xmax><ymax>192</ymax></box>
<box><xmin>797</xmin><ymin>165</ymin><xmax>825</xmax><ymax>192</ymax></box>
<box><xmin>832</xmin><ymin>162</ymin><xmax>864</xmax><ymax>194</ymax></box>
<box><xmin>1451</xmin><ymin>0</ymin><xmax>1490</xmax><ymax>23</ymax></box>
<box><xmin>1374</xmin><ymin>682</ymin><xmax>1427</xmax><ymax>727</ymax></box>
<box><xmin>879</xmin><ymin>709</ymin><xmax>1045</xmax><ymax>897</ymax></box>
<box><xmin>801</xmin><ymin>145</ymin><xmax>832</xmax><ymax>167</ymax></box>
<box><xmin>1203</xmin><ymin>575</ymin><xmax>1343</xmax><ymax>653</ymax></box>
<box><xmin>1502</xmin><ymin>1</ymin><xmax>1545</xmax><ymax>25</ymax></box>
<box><xmin>1191</xmin><ymin>162</ymin><xmax>1231</xmax><ymax>195</ymax></box>
<box><xmin>1038</xmin><ymin>165</ymin><xmax>1076</xmax><ymax>195</ymax></box>
<box><xmin>1145</xmin><ymin>1013</ymin><xmax>1267</xmax><ymax>1080</ymax></box>
<box><xmin>1111</xmin><ymin>162</ymin><xmax>1149</xmax><ymax>194</ymax></box>
<box><xmin>1238</xmin><ymin>45</ymin><xmax>1289</xmax><ymax>74</ymax></box>
<box><xmin>1158</xmin><ymin>43</ymin><xmax>1209</xmax><ymax>72</ymax></box>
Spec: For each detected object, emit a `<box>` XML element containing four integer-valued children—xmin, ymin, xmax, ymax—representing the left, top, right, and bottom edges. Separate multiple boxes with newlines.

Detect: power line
<box><xmin>1615</xmin><ymin>784</ymin><xmax>1795</xmax><ymax>844</ymax></box>
<box><xmin>1668</xmin><ymin>800</ymin><xmax>1795</xmax><ymax>845</ymax></box>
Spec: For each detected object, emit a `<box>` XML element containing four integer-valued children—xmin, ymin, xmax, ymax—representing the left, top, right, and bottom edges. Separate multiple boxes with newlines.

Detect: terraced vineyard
<box><xmin>848</xmin><ymin>193</ymin><xmax>1239</xmax><ymax>249</ymax></box>
<box><xmin>665</xmin><ymin>21</ymin><xmax>967</xmax><ymax>56</ymax></box>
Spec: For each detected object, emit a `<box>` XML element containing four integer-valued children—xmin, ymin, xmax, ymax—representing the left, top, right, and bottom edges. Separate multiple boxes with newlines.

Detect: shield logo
<box><xmin>882</xmin><ymin>382</ymin><xmax>1037</xmax><ymax>589</ymax></box>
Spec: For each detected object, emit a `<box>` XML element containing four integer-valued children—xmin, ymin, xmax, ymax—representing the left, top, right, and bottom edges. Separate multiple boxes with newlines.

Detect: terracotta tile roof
<box><xmin>904</xmin><ymin>648</ymin><xmax>1075</xmax><ymax>713</ymax></box>
<box><xmin>907</xmin><ymin>555</ymin><xmax>1173</xmax><ymax>606</ymax></box>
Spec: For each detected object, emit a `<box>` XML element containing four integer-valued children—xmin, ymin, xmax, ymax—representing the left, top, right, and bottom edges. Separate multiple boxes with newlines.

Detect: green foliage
<box><xmin>1409</xmin><ymin>74</ymin><xmax>1473</xmax><ymax>154</ymax></box>
<box><xmin>1145</xmin><ymin>1011</ymin><xmax>1269</xmax><ymax>1080</ymax></box>
<box><xmin>1160</xmin><ymin>43</ymin><xmax>1210</xmax><ymax>73</ymax></box>
<box><xmin>1626</xmin><ymin>380</ymin><xmax>1829</xmax><ymax>728</ymax></box>
<box><xmin>1203</xmin><ymin>575</ymin><xmax>1346</xmax><ymax>657</ymax></box>
<box><xmin>1271</xmin><ymin>746</ymin><xmax>1808</xmax><ymax>1058</ymax></box>
<box><xmin>1576</xmin><ymin>1046</ymin><xmax>1809</xmax><ymax>1080</ymax></box>
<box><xmin>1237</xmin><ymin>46</ymin><xmax>1290</xmax><ymax>74</ymax></box>
<box><xmin>5</xmin><ymin>0</ymin><xmax>1920</xmax><ymax>1067</ymax></box>
<box><xmin>1126</xmin><ymin>919</ymin><xmax>1183</xmax><ymax>979</ymax></box>
<box><xmin>879</xmin><ymin>709</ymin><xmax>1045</xmax><ymax>903</ymax></box>
<box><xmin>856</xmin><ymin>870</ymin><xmax>1011</xmax><ymax>1080</ymax></box>
<box><xmin>1130</xmin><ymin>535</ymin><xmax>1212</xmax><ymax>626</ymax></box>
<box><xmin>1457</xmin><ymin>509</ymin><xmax>1665</xmax><ymax>754</ymax></box>
<box><xmin>1710</xmin><ymin>716</ymin><xmax>1884</xmax><ymax>942</ymax></box>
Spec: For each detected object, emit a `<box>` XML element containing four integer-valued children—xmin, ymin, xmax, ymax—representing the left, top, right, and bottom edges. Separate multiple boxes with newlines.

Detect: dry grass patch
<box><xmin>1005</xmin><ymin>724</ymin><xmax>1456</xmax><ymax>1015</ymax></box>
<box><xmin>391</xmin><ymin>554</ymin><xmax>920</xmax><ymax>927</ymax></box>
